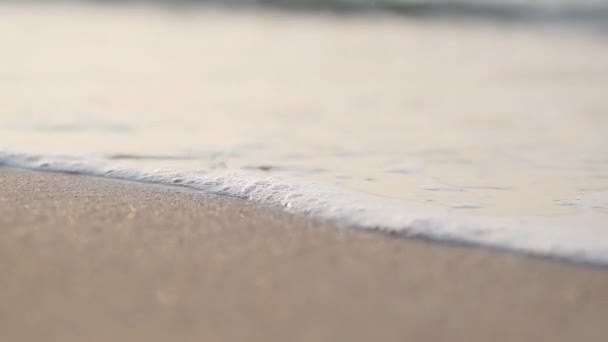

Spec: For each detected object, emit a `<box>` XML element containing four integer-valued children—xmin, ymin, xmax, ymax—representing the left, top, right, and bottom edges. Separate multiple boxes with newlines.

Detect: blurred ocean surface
<box><xmin>6</xmin><ymin>0</ymin><xmax>608</xmax><ymax>26</ymax></box>
<box><xmin>1</xmin><ymin>0</ymin><xmax>607</xmax><ymax>262</ymax></box>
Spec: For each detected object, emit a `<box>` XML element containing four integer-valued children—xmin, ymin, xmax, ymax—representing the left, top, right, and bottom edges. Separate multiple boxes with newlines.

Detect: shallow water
<box><xmin>1</xmin><ymin>3</ymin><xmax>607</xmax><ymax>262</ymax></box>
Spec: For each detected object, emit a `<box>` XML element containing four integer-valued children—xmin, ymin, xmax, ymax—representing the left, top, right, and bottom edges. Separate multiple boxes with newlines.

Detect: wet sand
<box><xmin>1</xmin><ymin>167</ymin><xmax>607</xmax><ymax>341</ymax></box>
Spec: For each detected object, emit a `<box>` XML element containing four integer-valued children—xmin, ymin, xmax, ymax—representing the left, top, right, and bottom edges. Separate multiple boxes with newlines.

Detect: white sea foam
<box><xmin>2</xmin><ymin>150</ymin><xmax>607</xmax><ymax>265</ymax></box>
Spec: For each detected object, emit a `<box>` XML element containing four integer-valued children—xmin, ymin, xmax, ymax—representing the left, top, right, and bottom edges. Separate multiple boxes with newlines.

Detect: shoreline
<box><xmin>2</xmin><ymin>151</ymin><xmax>607</xmax><ymax>266</ymax></box>
<box><xmin>1</xmin><ymin>167</ymin><xmax>607</xmax><ymax>341</ymax></box>
<box><xmin>1</xmin><ymin>165</ymin><xmax>606</xmax><ymax>270</ymax></box>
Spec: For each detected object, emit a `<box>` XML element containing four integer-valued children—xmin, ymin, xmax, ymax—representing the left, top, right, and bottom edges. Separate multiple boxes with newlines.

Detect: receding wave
<box><xmin>2</xmin><ymin>150</ymin><xmax>607</xmax><ymax>266</ymax></box>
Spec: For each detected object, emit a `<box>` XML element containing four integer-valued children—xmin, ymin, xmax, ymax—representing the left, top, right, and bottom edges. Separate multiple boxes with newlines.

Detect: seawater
<box><xmin>1</xmin><ymin>2</ymin><xmax>607</xmax><ymax>263</ymax></box>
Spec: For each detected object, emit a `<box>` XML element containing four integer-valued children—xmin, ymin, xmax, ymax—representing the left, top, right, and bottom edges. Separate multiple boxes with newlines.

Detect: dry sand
<box><xmin>0</xmin><ymin>168</ymin><xmax>607</xmax><ymax>341</ymax></box>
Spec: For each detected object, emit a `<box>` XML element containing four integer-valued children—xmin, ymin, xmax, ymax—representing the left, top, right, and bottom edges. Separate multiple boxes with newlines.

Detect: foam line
<box><xmin>1</xmin><ymin>150</ymin><xmax>607</xmax><ymax>265</ymax></box>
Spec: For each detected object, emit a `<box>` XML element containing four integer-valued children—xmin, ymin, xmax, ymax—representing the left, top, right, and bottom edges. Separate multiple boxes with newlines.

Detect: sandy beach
<box><xmin>0</xmin><ymin>167</ymin><xmax>606</xmax><ymax>341</ymax></box>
